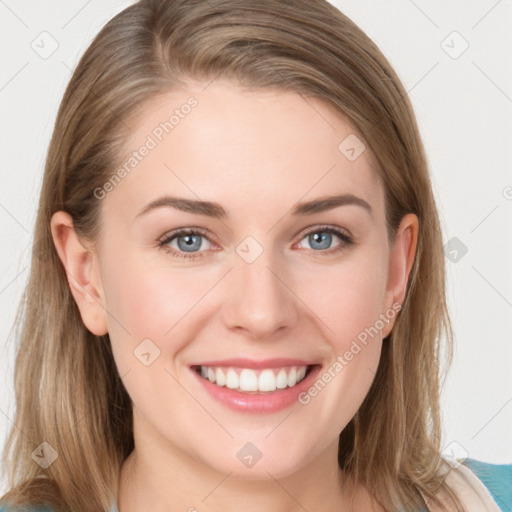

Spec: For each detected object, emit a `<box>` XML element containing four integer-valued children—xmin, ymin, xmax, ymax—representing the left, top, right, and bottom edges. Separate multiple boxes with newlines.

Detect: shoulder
<box><xmin>435</xmin><ymin>456</ymin><xmax>512</xmax><ymax>512</ymax></box>
<box><xmin>461</xmin><ymin>458</ymin><xmax>512</xmax><ymax>512</ymax></box>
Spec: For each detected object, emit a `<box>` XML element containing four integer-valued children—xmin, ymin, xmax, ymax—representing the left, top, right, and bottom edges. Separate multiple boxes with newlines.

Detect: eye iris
<box><xmin>309</xmin><ymin>231</ymin><xmax>332</xmax><ymax>250</ymax></box>
<box><xmin>177</xmin><ymin>234</ymin><xmax>202</xmax><ymax>252</ymax></box>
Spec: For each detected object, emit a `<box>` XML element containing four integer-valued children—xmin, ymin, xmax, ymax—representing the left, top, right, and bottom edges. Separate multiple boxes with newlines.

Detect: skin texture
<box><xmin>51</xmin><ymin>80</ymin><xmax>418</xmax><ymax>511</ymax></box>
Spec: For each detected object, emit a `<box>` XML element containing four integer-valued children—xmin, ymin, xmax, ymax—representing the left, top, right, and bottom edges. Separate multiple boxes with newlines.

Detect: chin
<box><xmin>201</xmin><ymin>443</ymin><xmax>315</xmax><ymax>481</ymax></box>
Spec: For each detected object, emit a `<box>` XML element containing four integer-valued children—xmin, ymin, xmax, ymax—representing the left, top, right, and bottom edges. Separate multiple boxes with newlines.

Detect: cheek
<box><xmin>99</xmin><ymin>254</ymin><xmax>197</xmax><ymax>366</ymax></box>
<box><xmin>294</xmin><ymin>249</ymin><xmax>388</xmax><ymax>422</ymax></box>
<box><xmin>100</xmin><ymin>250</ymin><xmax>231</xmax><ymax>382</ymax></box>
<box><xmin>302</xmin><ymin>249</ymin><xmax>389</xmax><ymax>349</ymax></box>
<box><xmin>100</xmin><ymin>259</ymin><xmax>205</xmax><ymax>423</ymax></box>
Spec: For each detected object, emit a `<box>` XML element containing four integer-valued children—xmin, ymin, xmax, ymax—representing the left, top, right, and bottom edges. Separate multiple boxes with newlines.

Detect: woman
<box><xmin>1</xmin><ymin>1</ymin><xmax>510</xmax><ymax>511</ymax></box>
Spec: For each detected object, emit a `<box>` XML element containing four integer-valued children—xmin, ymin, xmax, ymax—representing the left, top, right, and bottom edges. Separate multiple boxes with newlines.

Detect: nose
<box><xmin>221</xmin><ymin>246</ymin><xmax>300</xmax><ymax>340</ymax></box>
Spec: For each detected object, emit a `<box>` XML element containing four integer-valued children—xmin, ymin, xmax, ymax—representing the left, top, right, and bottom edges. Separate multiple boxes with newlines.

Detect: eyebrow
<box><xmin>135</xmin><ymin>193</ymin><xmax>372</xmax><ymax>220</ymax></box>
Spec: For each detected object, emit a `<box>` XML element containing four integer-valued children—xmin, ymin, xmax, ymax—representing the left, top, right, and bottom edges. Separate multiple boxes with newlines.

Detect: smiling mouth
<box><xmin>192</xmin><ymin>365</ymin><xmax>314</xmax><ymax>394</ymax></box>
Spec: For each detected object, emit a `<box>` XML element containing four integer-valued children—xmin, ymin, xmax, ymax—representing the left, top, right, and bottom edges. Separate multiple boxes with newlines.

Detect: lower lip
<box><xmin>191</xmin><ymin>365</ymin><xmax>322</xmax><ymax>414</ymax></box>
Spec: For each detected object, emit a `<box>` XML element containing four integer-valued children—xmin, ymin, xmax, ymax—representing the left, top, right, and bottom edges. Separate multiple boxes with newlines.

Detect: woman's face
<box><xmin>60</xmin><ymin>80</ymin><xmax>415</xmax><ymax>479</ymax></box>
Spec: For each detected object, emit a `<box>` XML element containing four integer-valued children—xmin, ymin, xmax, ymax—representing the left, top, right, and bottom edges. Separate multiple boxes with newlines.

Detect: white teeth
<box><xmin>225</xmin><ymin>368</ymin><xmax>239</xmax><ymax>389</ymax></box>
<box><xmin>215</xmin><ymin>367</ymin><xmax>226</xmax><ymax>387</ymax></box>
<box><xmin>287</xmin><ymin>367</ymin><xmax>297</xmax><ymax>387</ymax></box>
<box><xmin>239</xmin><ymin>369</ymin><xmax>258</xmax><ymax>391</ymax></box>
<box><xmin>198</xmin><ymin>365</ymin><xmax>309</xmax><ymax>393</ymax></box>
<box><xmin>276</xmin><ymin>369</ymin><xmax>288</xmax><ymax>389</ymax></box>
<box><xmin>258</xmin><ymin>369</ymin><xmax>276</xmax><ymax>392</ymax></box>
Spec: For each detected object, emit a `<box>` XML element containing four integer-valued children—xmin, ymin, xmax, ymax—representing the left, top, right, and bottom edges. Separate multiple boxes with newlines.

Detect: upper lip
<box><xmin>191</xmin><ymin>358</ymin><xmax>319</xmax><ymax>369</ymax></box>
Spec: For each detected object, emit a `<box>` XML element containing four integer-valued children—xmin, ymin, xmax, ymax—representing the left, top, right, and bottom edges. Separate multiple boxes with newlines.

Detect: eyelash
<box><xmin>157</xmin><ymin>225</ymin><xmax>354</xmax><ymax>259</ymax></box>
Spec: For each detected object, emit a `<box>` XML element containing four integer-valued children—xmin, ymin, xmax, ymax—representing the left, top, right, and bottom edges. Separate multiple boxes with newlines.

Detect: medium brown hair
<box><xmin>1</xmin><ymin>1</ymin><xmax>458</xmax><ymax>510</ymax></box>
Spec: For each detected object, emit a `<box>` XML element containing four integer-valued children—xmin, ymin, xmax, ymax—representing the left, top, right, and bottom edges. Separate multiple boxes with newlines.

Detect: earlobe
<box><xmin>382</xmin><ymin>213</ymin><xmax>419</xmax><ymax>337</ymax></box>
<box><xmin>50</xmin><ymin>211</ymin><xmax>108</xmax><ymax>336</ymax></box>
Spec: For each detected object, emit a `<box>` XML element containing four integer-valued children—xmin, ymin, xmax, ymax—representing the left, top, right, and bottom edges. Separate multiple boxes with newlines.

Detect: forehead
<box><xmin>102</xmin><ymin>80</ymin><xmax>384</xmax><ymax>224</ymax></box>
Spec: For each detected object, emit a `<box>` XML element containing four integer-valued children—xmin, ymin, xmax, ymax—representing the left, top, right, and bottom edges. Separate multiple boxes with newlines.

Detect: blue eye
<box><xmin>158</xmin><ymin>228</ymin><xmax>212</xmax><ymax>259</ymax></box>
<box><xmin>173</xmin><ymin>233</ymin><xmax>203</xmax><ymax>252</ymax></box>
<box><xmin>158</xmin><ymin>225</ymin><xmax>353</xmax><ymax>259</ymax></box>
<box><xmin>296</xmin><ymin>226</ymin><xmax>353</xmax><ymax>254</ymax></box>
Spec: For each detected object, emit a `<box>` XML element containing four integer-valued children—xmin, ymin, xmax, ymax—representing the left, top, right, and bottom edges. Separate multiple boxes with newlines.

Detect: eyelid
<box><xmin>295</xmin><ymin>223</ymin><xmax>353</xmax><ymax>243</ymax></box>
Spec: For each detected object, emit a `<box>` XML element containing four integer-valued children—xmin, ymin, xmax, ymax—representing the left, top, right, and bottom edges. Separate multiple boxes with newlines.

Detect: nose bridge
<box><xmin>223</xmin><ymin>235</ymin><xmax>298</xmax><ymax>337</ymax></box>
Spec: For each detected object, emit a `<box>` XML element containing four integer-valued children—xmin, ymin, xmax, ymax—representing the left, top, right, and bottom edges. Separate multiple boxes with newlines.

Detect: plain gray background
<box><xmin>1</xmin><ymin>0</ymin><xmax>511</xmax><ymax>493</ymax></box>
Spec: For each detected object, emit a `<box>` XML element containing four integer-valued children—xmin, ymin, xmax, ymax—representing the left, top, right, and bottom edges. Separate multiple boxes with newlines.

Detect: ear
<box><xmin>50</xmin><ymin>211</ymin><xmax>108</xmax><ymax>336</ymax></box>
<box><xmin>382</xmin><ymin>213</ymin><xmax>419</xmax><ymax>337</ymax></box>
